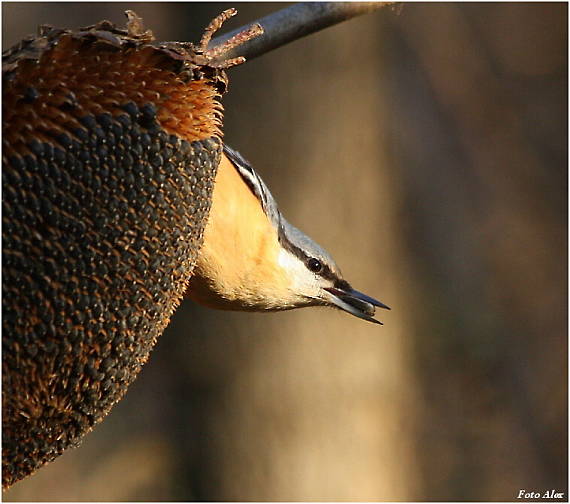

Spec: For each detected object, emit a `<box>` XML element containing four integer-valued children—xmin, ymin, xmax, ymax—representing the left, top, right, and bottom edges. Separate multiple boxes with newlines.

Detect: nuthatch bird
<box><xmin>187</xmin><ymin>145</ymin><xmax>390</xmax><ymax>324</ymax></box>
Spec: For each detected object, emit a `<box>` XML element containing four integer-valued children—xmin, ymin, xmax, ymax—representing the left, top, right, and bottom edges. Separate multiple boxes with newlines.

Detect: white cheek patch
<box><xmin>277</xmin><ymin>249</ymin><xmax>320</xmax><ymax>296</ymax></box>
<box><xmin>277</xmin><ymin>248</ymin><xmax>297</xmax><ymax>269</ymax></box>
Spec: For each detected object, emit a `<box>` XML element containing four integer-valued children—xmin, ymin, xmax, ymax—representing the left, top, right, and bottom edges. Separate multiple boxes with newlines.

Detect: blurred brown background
<box><xmin>2</xmin><ymin>2</ymin><xmax>567</xmax><ymax>501</ymax></box>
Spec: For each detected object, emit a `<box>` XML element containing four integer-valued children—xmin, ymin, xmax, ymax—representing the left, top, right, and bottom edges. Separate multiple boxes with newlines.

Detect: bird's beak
<box><xmin>324</xmin><ymin>286</ymin><xmax>390</xmax><ymax>325</ymax></box>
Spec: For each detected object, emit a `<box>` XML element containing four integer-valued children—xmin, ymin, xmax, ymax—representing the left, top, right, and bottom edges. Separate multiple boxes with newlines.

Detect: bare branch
<box><xmin>208</xmin><ymin>2</ymin><xmax>396</xmax><ymax>63</ymax></box>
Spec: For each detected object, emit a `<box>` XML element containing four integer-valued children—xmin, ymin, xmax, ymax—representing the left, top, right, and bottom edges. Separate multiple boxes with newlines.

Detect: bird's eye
<box><xmin>307</xmin><ymin>258</ymin><xmax>323</xmax><ymax>273</ymax></box>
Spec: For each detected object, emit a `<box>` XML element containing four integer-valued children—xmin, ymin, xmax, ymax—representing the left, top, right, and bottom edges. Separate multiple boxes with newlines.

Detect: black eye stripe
<box><xmin>320</xmin><ymin>265</ymin><xmax>336</xmax><ymax>282</ymax></box>
<box><xmin>277</xmin><ymin>225</ymin><xmax>338</xmax><ymax>282</ymax></box>
<box><xmin>334</xmin><ymin>278</ymin><xmax>351</xmax><ymax>291</ymax></box>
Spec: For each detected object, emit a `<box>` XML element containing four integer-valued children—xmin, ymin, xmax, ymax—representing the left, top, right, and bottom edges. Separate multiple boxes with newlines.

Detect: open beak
<box><xmin>324</xmin><ymin>286</ymin><xmax>390</xmax><ymax>325</ymax></box>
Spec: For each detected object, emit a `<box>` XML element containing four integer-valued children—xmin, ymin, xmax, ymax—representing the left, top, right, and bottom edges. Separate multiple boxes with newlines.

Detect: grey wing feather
<box><xmin>223</xmin><ymin>144</ymin><xmax>282</xmax><ymax>230</ymax></box>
